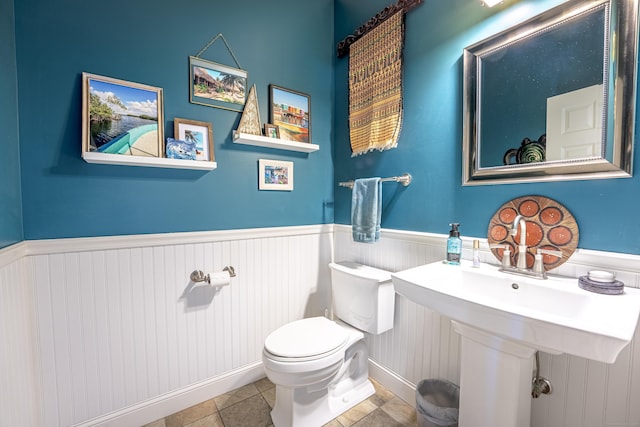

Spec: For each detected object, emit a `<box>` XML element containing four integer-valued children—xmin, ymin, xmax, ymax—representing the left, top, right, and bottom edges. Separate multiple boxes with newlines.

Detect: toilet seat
<box><xmin>264</xmin><ymin>317</ymin><xmax>349</xmax><ymax>362</ymax></box>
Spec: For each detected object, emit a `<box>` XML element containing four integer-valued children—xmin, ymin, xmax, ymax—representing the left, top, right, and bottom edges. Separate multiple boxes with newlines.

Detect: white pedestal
<box><xmin>452</xmin><ymin>321</ymin><xmax>536</xmax><ymax>427</ymax></box>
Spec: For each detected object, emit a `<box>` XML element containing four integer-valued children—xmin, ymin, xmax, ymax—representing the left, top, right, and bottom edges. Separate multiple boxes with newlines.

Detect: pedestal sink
<box><xmin>391</xmin><ymin>261</ymin><xmax>640</xmax><ymax>427</ymax></box>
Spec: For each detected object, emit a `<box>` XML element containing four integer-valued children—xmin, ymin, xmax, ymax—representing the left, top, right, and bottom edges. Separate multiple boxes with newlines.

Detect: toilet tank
<box><xmin>329</xmin><ymin>261</ymin><xmax>395</xmax><ymax>334</ymax></box>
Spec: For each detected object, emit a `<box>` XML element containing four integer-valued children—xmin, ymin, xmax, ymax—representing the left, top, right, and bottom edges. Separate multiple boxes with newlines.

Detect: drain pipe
<box><xmin>532</xmin><ymin>351</ymin><xmax>552</xmax><ymax>398</ymax></box>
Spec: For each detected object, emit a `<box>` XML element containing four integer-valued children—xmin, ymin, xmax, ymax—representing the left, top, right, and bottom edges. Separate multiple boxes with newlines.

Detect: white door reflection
<box><xmin>546</xmin><ymin>84</ymin><xmax>603</xmax><ymax>161</ymax></box>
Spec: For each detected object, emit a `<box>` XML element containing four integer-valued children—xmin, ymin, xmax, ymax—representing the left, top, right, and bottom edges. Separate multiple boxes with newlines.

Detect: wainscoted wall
<box><xmin>2</xmin><ymin>225</ymin><xmax>640</xmax><ymax>426</ymax></box>
<box><xmin>1</xmin><ymin>226</ymin><xmax>333</xmax><ymax>426</ymax></box>
<box><xmin>334</xmin><ymin>225</ymin><xmax>640</xmax><ymax>427</ymax></box>
<box><xmin>0</xmin><ymin>244</ymin><xmax>41</xmax><ymax>427</ymax></box>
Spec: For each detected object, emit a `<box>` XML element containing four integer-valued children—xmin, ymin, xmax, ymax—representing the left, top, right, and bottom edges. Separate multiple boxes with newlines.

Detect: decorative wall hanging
<box><xmin>82</xmin><ymin>72</ymin><xmax>164</xmax><ymax>158</ymax></box>
<box><xmin>189</xmin><ymin>33</ymin><xmax>247</xmax><ymax>112</ymax></box>
<box><xmin>336</xmin><ymin>0</ymin><xmax>423</xmax><ymax>58</ymax></box>
<box><xmin>269</xmin><ymin>85</ymin><xmax>311</xmax><ymax>143</ymax></box>
<box><xmin>237</xmin><ymin>84</ymin><xmax>262</xmax><ymax>135</ymax></box>
<box><xmin>348</xmin><ymin>10</ymin><xmax>404</xmax><ymax>156</ymax></box>
<box><xmin>487</xmin><ymin>195</ymin><xmax>579</xmax><ymax>271</ymax></box>
<box><xmin>172</xmin><ymin>118</ymin><xmax>215</xmax><ymax>162</ymax></box>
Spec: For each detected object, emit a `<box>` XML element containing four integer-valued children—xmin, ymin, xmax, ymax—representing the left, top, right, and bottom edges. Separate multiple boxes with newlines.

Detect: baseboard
<box><xmin>72</xmin><ymin>362</ymin><xmax>266</xmax><ymax>427</ymax></box>
<box><xmin>368</xmin><ymin>358</ymin><xmax>416</xmax><ymax>408</ymax></box>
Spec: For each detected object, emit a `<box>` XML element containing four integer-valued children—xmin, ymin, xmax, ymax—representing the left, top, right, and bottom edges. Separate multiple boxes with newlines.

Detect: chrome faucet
<box><xmin>497</xmin><ymin>247</ymin><xmax>563</xmax><ymax>280</ymax></box>
<box><xmin>511</xmin><ymin>215</ymin><xmax>528</xmax><ymax>270</ymax></box>
<box><xmin>494</xmin><ymin>215</ymin><xmax>564</xmax><ymax>280</ymax></box>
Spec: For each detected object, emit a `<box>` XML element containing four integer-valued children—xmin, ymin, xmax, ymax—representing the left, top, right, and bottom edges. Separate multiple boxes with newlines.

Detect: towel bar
<box><xmin>338</xmin><ymin>173</ymin><xmax>412</xmax><ymax>189</ymax></box>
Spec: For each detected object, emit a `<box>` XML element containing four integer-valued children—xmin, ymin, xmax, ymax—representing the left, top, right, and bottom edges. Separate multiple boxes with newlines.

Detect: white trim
<box><xmin>24</xmin><ymin>224</ymin><xmax>334</xmax><ymax>255</ymax></box>
<box><xmin>71</xmin><ymin>362</ymin><xmax>266</xmax><ymax>427</ymax></box>
<box><xmin>69</xmin><ymin>357</ymin><xmax>421</xmax><ymax>427</ymax></box>
<box><xmin>368</xmin><ymin>358</ymin><xmax>417</xmax><ymax>408</ymax></box>
<box><xmin>2</xmin><ymin>223</ymin><xmax>638</xmax><ymax>272</ymax></box>
<box><xmin>0</xmin><ymin>241</ymin><xmax>27</xmax><ymax>269</ymax></box>
<box><xmin>333</xmin><ymin>224</ymin><xmax>444</xmax><ymax>246</ymax></box>
<box><xmin>10</xmin><ymin>224</ymin><xmax>640</xmax><ymax>269</ymax></box>
<box><xmin>334</xmin><ymin>224</ymin><xmax>640</xmax><ymax>275</ymax></box>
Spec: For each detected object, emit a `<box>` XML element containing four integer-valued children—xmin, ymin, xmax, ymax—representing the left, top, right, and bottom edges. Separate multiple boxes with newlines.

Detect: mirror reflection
<box><xmin>463</xmin><ymin>0</ymin><xmax>637</xmax><ymax>185</ymax></box>
<box><xmin>480</xmin><ymin>7</ymin><xmax>605</xmax><ymax>167</ymax></box>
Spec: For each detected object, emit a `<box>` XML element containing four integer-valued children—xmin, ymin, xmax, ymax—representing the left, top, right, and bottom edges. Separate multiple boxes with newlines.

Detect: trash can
<box><xmin>415</xmin><ymin>379</ymin><xmax>460</xmax><ymax>427</ymax></box>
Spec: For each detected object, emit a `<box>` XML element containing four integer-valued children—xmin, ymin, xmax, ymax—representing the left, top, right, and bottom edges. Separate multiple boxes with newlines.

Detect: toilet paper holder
<box><xmin>190</xmin><ymin>266</ymin><xmax>236</xmax><ymax>284</ymax></box>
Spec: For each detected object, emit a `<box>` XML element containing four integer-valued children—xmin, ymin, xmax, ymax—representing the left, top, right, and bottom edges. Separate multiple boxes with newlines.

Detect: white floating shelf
<box><xmin>232</xmin><ymin>131</ymin><xmax>319</xmax><ymax>153</ymax></box>
<box><xmin>82</xmin><ymin>152</ymin><xmax>217</xmax><ymax>170</ymax></box>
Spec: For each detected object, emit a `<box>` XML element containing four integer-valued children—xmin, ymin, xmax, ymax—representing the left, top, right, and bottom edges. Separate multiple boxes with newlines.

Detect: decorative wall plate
<box><xmin>487</xmin><ymin>195</ymin><xmax>579</xmax><ymax>270</ymax></box>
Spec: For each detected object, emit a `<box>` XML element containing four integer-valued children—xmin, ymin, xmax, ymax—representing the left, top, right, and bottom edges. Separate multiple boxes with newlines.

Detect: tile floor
<box><xmin>143</xmin><ymin>377</ymin><xmax>418</xmax><ymax>427</ymax></box>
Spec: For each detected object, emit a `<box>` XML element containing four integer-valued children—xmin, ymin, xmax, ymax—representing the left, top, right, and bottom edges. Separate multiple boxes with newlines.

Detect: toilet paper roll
<box><xmin>209</xmin><ymin>270</ymin><xmax>231</xmax><ymax>287</ymax></box>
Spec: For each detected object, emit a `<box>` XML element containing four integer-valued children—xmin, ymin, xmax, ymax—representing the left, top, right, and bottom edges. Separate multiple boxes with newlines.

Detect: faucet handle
<box><xmin>490</xmin><ymin>244</ymin><xmax>512</xmax><ymax>268</ymax></box>
<box><xmin>538</xmin><ymin>249</ymin><xmax>562</xmax><ymax>258</ymax></box>
<box><xmin>533</xmin><ymin>249</ymin><xmax>563</xmax><ymax>276</ymax></box>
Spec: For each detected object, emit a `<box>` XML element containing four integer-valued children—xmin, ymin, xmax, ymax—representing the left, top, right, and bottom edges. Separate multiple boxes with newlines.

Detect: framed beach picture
<box><xmin>82</xmin><ymin>72</ymin><xmax>164</xmax><ymax>158</ymax></box>
<box><xmin>189</xmin><ymin>56</ymin><xmax>247</xmax><ymax>112</ymax></box>
<box><xmin>172</xmin><ymin>118</ymin><xmax>215</xmax><ymax>162</ymax></box>
<box><xmin>269</xmin><ymin>84</ymin><xmax>311</xmax><ymax>143</ymax></box>
<box><xmin>264</xmin><ymin>123</ymin><xmax>280</xmax><ymax>139</ymax></box>
<box><xmin>258</xmin><ymin>159</ymin><xmax>293</xmax><ymax>191</ymax></box>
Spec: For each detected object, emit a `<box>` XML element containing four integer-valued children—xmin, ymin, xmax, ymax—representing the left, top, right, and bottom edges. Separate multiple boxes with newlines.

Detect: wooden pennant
<box><xmin>237</xmin><ymin>85</ymin><xmax>262</xmax><ymax>135</ymax></box>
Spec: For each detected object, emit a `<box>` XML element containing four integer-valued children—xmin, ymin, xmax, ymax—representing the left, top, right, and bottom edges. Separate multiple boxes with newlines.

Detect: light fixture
<box><xmin>482</xmin><ymin>0</ymin><xmax>502</xmax><ymax>6</ymax></box>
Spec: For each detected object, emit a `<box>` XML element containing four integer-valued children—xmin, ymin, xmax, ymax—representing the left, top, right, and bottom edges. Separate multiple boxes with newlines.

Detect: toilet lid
<box><xmin>264</xmin><ymin>317</ymin><xmax>348</xmax><ymax>358</ymax></box>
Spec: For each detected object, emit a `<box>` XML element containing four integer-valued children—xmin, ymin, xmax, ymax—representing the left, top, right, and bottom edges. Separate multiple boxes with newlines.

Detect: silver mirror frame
<box><xmin>462</xmin><ymin>0</ymin><xmax>638</xmax><ymax>185</ymax></box>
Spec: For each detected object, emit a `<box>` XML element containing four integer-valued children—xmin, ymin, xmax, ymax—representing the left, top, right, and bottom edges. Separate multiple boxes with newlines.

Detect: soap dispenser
<box><xmin>446</xmin><ymin>223</ymin><xmax>462</xmax><ymax>265</ymax></box>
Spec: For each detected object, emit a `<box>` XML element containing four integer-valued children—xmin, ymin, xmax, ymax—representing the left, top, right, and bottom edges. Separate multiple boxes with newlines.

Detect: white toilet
<box><xmin>262</xmin><ymin>261</ymin><xmax>395</xmax><ymax>427</ymax></box>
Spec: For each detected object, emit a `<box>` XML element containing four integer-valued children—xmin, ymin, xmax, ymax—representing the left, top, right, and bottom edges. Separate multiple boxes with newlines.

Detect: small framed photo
<box><xmin>264</xmin><ymin>124</ymin><xmax>280</xmax><ymax>139</ymax></box>
<box><xmin>269</xmin><ymin>84</ymin><xmax>311</xmax><ymax>143</ymax></box>
<box><xmin>82</xmin><ymin>72</ymin><xmax>164</xmax><ymax>157</ymax></box>
<box><xmin>258</xmin><ymin>159</ymin><xmax>293</xmax><ymax>191</ymax></box>
<box><xmin>190</xmin><ymin>56</ymin><xmax>247</xmax><ymax>112</ymax></box>
<box><xmin>172</xmin><ymin>118</ymin><xmax>215</xmax><ymax>161</ymax></box>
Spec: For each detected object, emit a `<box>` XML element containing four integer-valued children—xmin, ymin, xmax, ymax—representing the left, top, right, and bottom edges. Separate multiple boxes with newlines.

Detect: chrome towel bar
<box><xmin>338</xmin><ymin>173</ymin><xmax>412</xmax><ymax>189</ymax></box>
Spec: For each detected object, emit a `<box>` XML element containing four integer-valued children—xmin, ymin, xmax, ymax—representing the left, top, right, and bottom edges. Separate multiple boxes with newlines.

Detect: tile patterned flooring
<box><xmin>144</xmin><ymin>377</ymin><xmax>418</xmax><ymax>427</ymax></box>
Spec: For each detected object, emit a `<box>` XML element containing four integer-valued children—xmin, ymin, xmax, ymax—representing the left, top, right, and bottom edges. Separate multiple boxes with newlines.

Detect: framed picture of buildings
<box><xmin>258</xmin><ymin>159</ymin><xmax>293</xmax><ymax>191</ymax></box>
<box><xmin>269</xmin><ymin>84</ymin><xmax>311</xmax><ymax>143</ymax></box>
<box><xmin>189</xmin><ymin>56</ymin><xmax>247</xmax><ymax>112</ymax></box>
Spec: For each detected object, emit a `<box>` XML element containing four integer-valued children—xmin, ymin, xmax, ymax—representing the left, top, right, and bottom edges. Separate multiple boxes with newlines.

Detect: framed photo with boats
<box><xmin>269</xmin><ymin>85</ymin><xmax>311</xmax><ymax>144</ymax></box>
<box><xmin>189</xmin><ymin>56</ymin><xmax>248</xmax><ymax>112</ymax></box>
<box><xmin>172</xmin><ymin>118</ymin><xmax>215</xmax><ymax>162</ymax></box>
<box><xmin>82</xmin><ymin>72</ymin><xmax>164</xmax><ymax>158</ymax></box>
<box><xmin>258</xmin><ymin>159</ymin><xmax>294</xmax><ymax>191</ymax></box>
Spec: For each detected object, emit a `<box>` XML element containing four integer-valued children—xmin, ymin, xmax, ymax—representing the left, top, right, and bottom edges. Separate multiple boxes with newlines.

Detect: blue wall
<box><xmin>8</xmin><ymin>0</ymin><xmax>640</xmax><ymax>254</ymax></box>
<box><xmin>14</xmin><ymin>0</ymin><xmax>334</xmax><ymax>240</ymax></box>
<box><xmin>0</xmin><ymin>0</ymin><xmax>23</xmax><ymax>248</ymax></box>
<box><xmin>334</xmin><ymin>0</ymin><xmax>640</xmax><ymax>254</ymax></box>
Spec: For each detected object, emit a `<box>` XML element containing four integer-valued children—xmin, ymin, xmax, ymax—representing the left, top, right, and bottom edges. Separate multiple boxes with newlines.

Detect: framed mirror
<box><xmin>463</xmin><ymin>0</ymin><xmax>639</xmax><ymax>185</ymax></box>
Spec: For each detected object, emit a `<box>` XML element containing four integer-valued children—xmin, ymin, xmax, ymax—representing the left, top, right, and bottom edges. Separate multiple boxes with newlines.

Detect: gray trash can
<box><xmin>415</xmin><ymin>379</ymin><xmax>460</xmax><ymax>427</ymax></box>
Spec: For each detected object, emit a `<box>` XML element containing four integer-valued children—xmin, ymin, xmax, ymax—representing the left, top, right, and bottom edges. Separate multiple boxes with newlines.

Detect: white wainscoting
<box><xmin>6</xmin><ymin>225</ymin><xmax>334</xmax><ymax>426</ymax></box>
<box><xmin>334</xmin><ymin>225</ymin><xmax>640</xmax><ymax>427</ymax></box>
<box><xmin>2</xmin><ymin>225</ymin><xmax>640</xmax><ymax>427</ymax></box>
<box><xmin>0</xmin><ymin>246</ymin><xmax>42</xmax><ymax>427</ymax></box>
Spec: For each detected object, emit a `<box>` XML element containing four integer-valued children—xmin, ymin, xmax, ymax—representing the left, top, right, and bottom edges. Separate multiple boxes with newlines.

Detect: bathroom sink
<box><xmin>392</xmin><ymin>261</ymin><xmax>640</xmax><ymax>364</ymax></box>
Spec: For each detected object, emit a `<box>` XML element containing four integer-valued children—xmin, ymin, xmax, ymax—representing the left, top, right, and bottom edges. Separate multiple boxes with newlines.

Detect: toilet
<box><xmin>262</xmin><ymin>261</ymin><xmax>395</xmax><ymax>427</ymax></box>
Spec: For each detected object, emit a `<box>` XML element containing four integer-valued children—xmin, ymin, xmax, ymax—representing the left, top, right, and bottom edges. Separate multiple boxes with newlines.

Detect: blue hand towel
<box><xmin>351</xmin><ymin>177</ymin><xmax>382</xmax><ymax>243</ymax></box>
